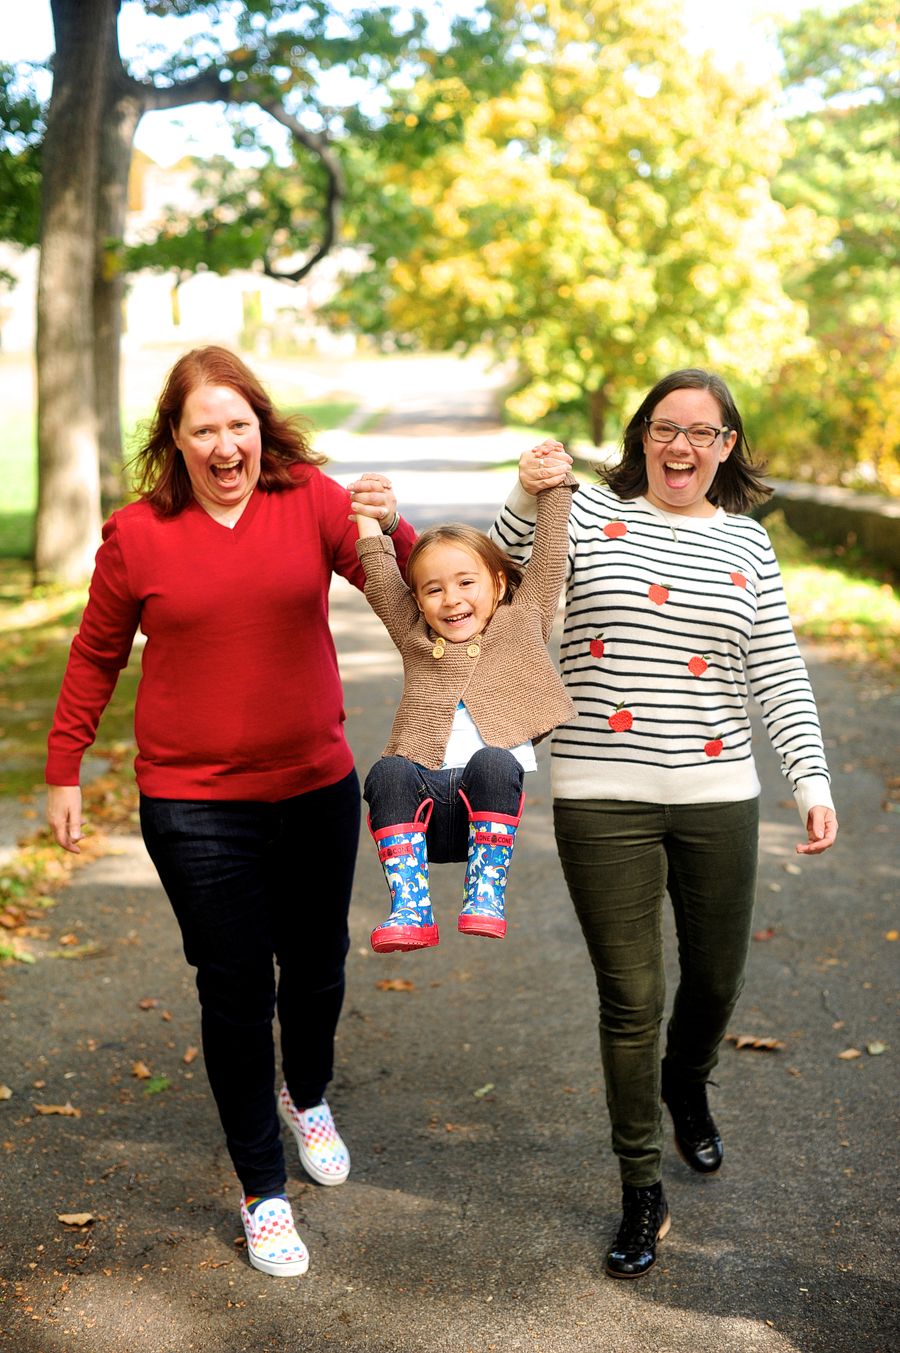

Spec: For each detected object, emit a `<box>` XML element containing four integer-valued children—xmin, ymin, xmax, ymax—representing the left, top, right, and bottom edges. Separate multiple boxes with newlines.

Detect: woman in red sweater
<box><xmin>45</xmin><ymin>346</ymin><xmax>415</xmax><ymax>1278</ymax></box>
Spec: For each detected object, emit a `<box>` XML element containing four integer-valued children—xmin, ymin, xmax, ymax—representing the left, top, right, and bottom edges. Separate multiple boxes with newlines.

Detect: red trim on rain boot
<box><xmin>369</xmin><ymin>799</ymin><xmax>439</xmax><ymax>953</ymax></box>
<box><xmin>456</xmin><ymin>792</ymin><xmax>524</xmax><ymax>938</ymax></box>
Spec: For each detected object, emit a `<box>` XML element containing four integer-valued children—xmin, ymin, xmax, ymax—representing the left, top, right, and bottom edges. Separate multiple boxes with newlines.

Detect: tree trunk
<box><xmin>589</xmin><ymin>386</ymin><xmax>609</xmax><ymax>448</ymax></box>
<box><xmin>94</xmin><ymin>54</ymin><xmax>143</xmax><ymax>510</ymax></box>
<box><xmin>35</xmin><ymin>0</ymin><xmax>119</xmax><ymax>583</ymax></box>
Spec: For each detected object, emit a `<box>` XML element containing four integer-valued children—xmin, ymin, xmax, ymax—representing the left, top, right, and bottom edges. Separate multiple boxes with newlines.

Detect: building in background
<box><xmin>0</xmin><ymin>149</ymin><xmax>358</xmax><ymax>357</ymax></box>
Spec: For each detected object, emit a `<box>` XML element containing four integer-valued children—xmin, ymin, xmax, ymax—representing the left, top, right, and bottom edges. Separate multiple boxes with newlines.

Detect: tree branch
<box><xmin>255</xmin><ymin>96</ymin><xmax>346</xmax><ymax>284</ymax></box>
<box><xmin>124</xmin><ymin>68</ymin><xmax>230</xmax><ymax>113</ymax></box>
<box><xmin>120</xmin><ymin>70</ymin><xmax>345</xmax><ymax>285</ymax></box>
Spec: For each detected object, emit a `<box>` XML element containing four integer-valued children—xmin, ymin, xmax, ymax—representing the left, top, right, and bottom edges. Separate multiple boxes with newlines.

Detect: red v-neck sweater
<box><xmin>46</xmin><ymin>467</ymin><xmax>415</xmax><ymax>801</ymax></box>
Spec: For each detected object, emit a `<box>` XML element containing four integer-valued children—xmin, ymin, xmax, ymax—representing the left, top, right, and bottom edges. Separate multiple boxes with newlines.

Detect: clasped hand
<box><xmin>347</xmin><ymin>473</ymin><xmax>397</xmax><ymax>526</ymax></box>
<box><xmin>518</xmin><ymin>439</ymin><xmax>573</xmax><ymax>495</ymax></box>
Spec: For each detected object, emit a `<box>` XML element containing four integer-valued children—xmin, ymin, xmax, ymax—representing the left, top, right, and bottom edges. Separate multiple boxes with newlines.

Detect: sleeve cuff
<box><xmin>504</xmin><ymin>481</ymin><xmax>539</xmax><ymax>520</ymax></box>
<box><xmin>793</xmin><ymin>775</ymin><xmax>835</xmax><ymax>823</ymax></box>
<box><xmin>355</xmin><ymin>534</ymin><xmax>397</xmax><ymax>559</ymax></box>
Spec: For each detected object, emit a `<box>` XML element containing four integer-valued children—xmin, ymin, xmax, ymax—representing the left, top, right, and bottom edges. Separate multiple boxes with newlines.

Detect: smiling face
<box><xmin>412</xmin><ymin>543</ymin><xmax>505</xmax><ymax>644</ymax></box>
<box><xmin>642</xmin><ymin>387</ymin><xmax>737</xmax><ymax>517</ymax></box>
<box><xmin>172</xmin><ymin>384</ymin><xmax>262</xmax><ymax>514</ymax></box>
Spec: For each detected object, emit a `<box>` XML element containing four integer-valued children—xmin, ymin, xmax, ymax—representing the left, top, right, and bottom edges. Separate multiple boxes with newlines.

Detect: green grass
<box><xmin>0</xmin><ymin>561</ymin><xmax>142</xmax><ymax>796</ymax></box>
<box><xmin>764</xmin><ymin>510</ymin><xmax>900</xmax><ymax>676</ymax></box>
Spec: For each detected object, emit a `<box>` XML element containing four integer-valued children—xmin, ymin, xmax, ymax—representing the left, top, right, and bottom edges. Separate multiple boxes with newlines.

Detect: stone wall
<box><xmin>753</xmin><ymin>481</ymin><xmax>900</xmax><ymax>572</ymax></box>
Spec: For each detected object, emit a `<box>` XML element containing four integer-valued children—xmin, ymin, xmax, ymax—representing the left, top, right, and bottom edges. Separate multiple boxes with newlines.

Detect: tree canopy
<box><xmin>767</xmin><ymin>1</ymin><xmax>900</xmax><ymax>488</ymax></box>
<box><xmin>327</xmin><ymin>0</ymin><xmax>829</xmax><ymax>445</ymax></box>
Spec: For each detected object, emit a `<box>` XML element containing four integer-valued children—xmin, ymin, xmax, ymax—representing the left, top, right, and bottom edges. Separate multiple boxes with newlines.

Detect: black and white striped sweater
<box><xmin>491</xmin><ymin>481</ymin><xmax>834</xmax><ymax>821</ymax></box>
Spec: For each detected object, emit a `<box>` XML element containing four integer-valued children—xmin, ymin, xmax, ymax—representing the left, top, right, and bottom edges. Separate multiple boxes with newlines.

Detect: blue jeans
<box><xmin>140</xmin><ymin>770</ymin><xmax>360</xmax><ymax>1196</ymax></box>
<box><xmin>364</xmin><ymin>747</ymin><xmax>524</xmax><ymax>863</ymax></box>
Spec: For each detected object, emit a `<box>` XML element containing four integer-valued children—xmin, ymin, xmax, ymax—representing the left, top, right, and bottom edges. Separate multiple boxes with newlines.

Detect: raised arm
<box><xmin>490</xmin><ymin>440</ymin><xmax>573</xmax><ymax>566</ymax></box>
<box><xmin>514</xmin><ymin>474</ymin><xmax>579</xmax><ymax>639</ymax></box>
<box><xmin>355</xmin><ymin>534</ymin><xmax>420</xmax><ymax>649</ymax></box>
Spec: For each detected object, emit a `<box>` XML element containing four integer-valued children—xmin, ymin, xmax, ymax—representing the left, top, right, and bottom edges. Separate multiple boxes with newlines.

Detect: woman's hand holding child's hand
<box><xmin>349</xmin><ymin>473</ymin><xmax>397</xmax><ymax>536</ymax></box>
<box><xmin>518</xmin><ymin>440</ymin><xmax>573</xmax><ymax>495</ymax></box>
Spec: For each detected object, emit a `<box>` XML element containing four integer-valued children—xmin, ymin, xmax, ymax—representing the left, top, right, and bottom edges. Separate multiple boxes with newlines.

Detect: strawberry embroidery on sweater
<box><xmin>648</xmin><ymin>583</ymin><xmax>670</xmax><ymax>606</ymax></box>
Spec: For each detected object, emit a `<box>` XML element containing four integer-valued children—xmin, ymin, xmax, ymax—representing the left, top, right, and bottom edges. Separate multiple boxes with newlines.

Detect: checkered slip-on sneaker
<box><xmin>240</xmin><ymin>1196</ymin><xmax>309</xmax><ymax>1278</ymax></box>
<box><xmin>277</xmin><ymin>1085</ymin><xmax>351</xmax><ymax>1186</ymax></box>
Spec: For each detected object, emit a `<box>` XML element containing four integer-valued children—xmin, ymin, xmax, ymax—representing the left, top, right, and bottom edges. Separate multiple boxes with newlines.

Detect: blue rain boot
<box><xmin>370</xmin><ymin>799</ymin><xmax>439</xmax><ymax>953</ymax></box>
<box><xmin>457</xmin><ymin>791</ymin><xmax>524</xmax><ymax>939</ymax></box>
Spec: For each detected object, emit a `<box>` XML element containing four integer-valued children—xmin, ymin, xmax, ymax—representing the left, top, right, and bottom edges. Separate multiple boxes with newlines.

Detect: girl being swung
<box><xmin>352</xmin><ymin>443</ymin><xmax>577</xmax><ymax>951</ymax></box>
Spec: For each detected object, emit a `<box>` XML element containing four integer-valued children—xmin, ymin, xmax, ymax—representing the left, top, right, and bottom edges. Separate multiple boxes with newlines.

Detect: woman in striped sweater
<box><xmin>491</xmin><ymin>369</ymin><xmax>837</xmax><ymax>1280</ymax></box>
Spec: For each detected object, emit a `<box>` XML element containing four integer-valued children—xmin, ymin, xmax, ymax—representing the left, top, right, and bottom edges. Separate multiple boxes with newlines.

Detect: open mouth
<box><xmin>442</xmin><ymin>611</ymin><xmax>474</xmax><ymax>629</ymax></box>
<box><xmin>663</xmin><ymin>459</ymin><xmax>695</xmax><ymax>489</ymax></box>
<box><xmin>210</xmin><ymin>459</ymin><xmax>243</xmax><ymax>486</ymax></box>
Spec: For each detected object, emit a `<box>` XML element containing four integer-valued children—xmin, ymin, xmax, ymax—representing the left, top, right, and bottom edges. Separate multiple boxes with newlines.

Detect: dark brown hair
<box><xmin>131</xmin><ymin>345</ymin><xmax>327</xmax><ymax>516</ymax></box>
<box><xmin>406</xmin><ymin>524</ymin><xmax>524</xmax><ymax>606</ymax></box>
<box><xmin>599</xmin><ymin>368</ymin><xmax>773</xmax><ymax>515</ymax></box>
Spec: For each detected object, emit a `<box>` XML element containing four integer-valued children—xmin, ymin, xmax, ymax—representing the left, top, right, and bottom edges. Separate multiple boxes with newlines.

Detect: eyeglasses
<box><xmin>644</xmin><ymin>419</ymin><xmax>729</xmax><ymax>449</ymax></box>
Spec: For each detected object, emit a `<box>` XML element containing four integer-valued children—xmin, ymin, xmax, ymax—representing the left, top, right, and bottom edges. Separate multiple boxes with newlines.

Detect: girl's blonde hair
<box><xmin>406</xmin><ymin>524</ymin><xmax>524</xmax><ymax>606</ymax></box>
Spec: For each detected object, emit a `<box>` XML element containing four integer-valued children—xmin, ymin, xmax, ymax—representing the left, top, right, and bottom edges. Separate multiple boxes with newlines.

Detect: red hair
<box><xmin>130</xmin><ymin>346</ymin><xmax>327</xmax><ymax>517</ymax></box>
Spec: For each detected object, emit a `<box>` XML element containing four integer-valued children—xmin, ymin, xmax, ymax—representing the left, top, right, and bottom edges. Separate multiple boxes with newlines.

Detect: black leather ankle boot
<box><xmin>605</xmin><ymin>1182</ymin><xmax>670</xmax><ymax>1279</ymax></box>
<box><xmin>661</xmin><ymin>1061</ymin><xmax>723</xmax><ymax>1174</ymax></box>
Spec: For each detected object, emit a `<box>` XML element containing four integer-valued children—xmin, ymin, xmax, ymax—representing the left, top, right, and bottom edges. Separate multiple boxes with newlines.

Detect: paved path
<box><xmin>1</xmin><ymin>371</ymin><xmax>899</xmax><ymax>1352</ymax></box>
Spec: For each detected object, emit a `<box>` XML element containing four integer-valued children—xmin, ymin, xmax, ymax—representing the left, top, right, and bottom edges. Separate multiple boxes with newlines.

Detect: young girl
<box><xmin>353</xmin><ymin>444</ymin><xmax>577</xmax><ymax>953</ymax></box>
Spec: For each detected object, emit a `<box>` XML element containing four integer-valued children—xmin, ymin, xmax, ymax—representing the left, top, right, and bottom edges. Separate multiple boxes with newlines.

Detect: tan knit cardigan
<box><xmin>355</xmin><ymin>476</ymin><xmax>578</xmax><ymax>769</ymax></box>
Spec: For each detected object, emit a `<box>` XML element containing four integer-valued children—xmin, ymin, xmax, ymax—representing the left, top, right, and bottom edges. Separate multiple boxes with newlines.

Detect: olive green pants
<box><xmin>553</xmin><ymin>797</ymin><xmax>759</xmax><ymax>1188</ymax></box>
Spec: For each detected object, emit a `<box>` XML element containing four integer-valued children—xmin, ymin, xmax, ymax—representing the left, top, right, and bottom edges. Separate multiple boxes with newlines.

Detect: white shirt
<box><xmin>441</xmin><ymin>702</ymin><xmax>537</xmax><ymax>773</ymax></box>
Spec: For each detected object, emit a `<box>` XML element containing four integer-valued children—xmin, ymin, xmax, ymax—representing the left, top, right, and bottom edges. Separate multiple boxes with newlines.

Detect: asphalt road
<box><xmin>1</xmin><ymin>538</ymin><xmax>899</xmax><ymax>1352</ymax></box>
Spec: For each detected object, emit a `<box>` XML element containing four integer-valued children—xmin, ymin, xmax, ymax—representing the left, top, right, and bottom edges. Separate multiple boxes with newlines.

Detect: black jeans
<box><xmin>364</xmin><ymin>748</ymin><xmax>524</xmax><ymax>863</ymax></box>
<box><xmin>553</xmin><ymin>797</ymin><xmax>759</xmax><ymax>1188</ymax></box>
<box><xmin>140</xmin><ymin>769</ymin><xmax>360</xmax><ymax>1196</ymax></box>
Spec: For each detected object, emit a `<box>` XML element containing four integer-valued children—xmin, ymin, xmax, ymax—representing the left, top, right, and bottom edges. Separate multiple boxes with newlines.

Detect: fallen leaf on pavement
<box><xmin>144</xmin><ymin>1077</ymin><xmax>170</xmax><ymax>1095</ymax></box>
<box><xmin>866</xmin><ymin>1042</ymin><xmax>887</xmax><ymax>1056</ymax></box>
<box><xmin>59</xmin><ymin>933</ymin><xmax>79</xmax><ymax>946</ymax></box>
<box><xmin>753</xmin><ymin>928</ymin><xmax>775</xmax><ymax>941</ymax></box>
<box><xmin>183</xmin><ymin>1046</ymin><xmax>198</xmax><ymax>1065</ymax></box>
<box><xmin>885</xmin><ymin>931</ymin><xmax>899</xmax><ymax>942</ymax></box>
<box><xmin>376</xmin><ymin>979</ymin><xmax>414</xmax><ymax>992</ymax></box>
<box><xmin>838</xmin><ymin>1049</ymin><xmax>862</xmax><ymax>1060</ymax></box>
<box><xmin>131</xmin><ymin>1061</ymin><xmax>152</xmax><ymax>1079</ymax></box>
<box><xmin>233</xmin><ymin>1237</ymin><xmax>247</xmax><ymax>1247</ymax></box>
<box><xmin>162</xmin><ymin>1010</ymin><xmax>172</xmax><ymax>1021</ymax></box>
<box><xmin>46</xmin><ymin>943</ymin><xmax>108</xmax><ymax>960</ymax></box>
<box><xmin>34</xmin><ymin>1101</ymin><xmax>81</xmax><ymax>1117</ymax></box>
<box><xmin>781</xmin><ymin>862</ymin><xmax>802</xmax><ymax>875</ymax></box>
<box><xmin>473</xmin><ymin>1083</ymin><xmax>495</xmax><ymax>1098</ymax></box>
<box><xmin>137</xmin><ymin>998</ymin><xmax>159</xmax><ymax>1010</ymax></box>
<box><xmin>768</xmin><ymin>883</ymin><xmax>781</xmax><ymax>892</ymax></box>
<box><xmin>57</xmin><ymin>1213</ymin><xmax>94</xmax><ymax>1226</ymax></box>
<box><xmin>726</xmin><ymin>1035</ymin><xmax>785</xmax><ymax>1051</ymax></box>
<box><xmin>0</xmin><ymin>1085</ymin><xmax>12</xmax><ymax>1099</ymax></box>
